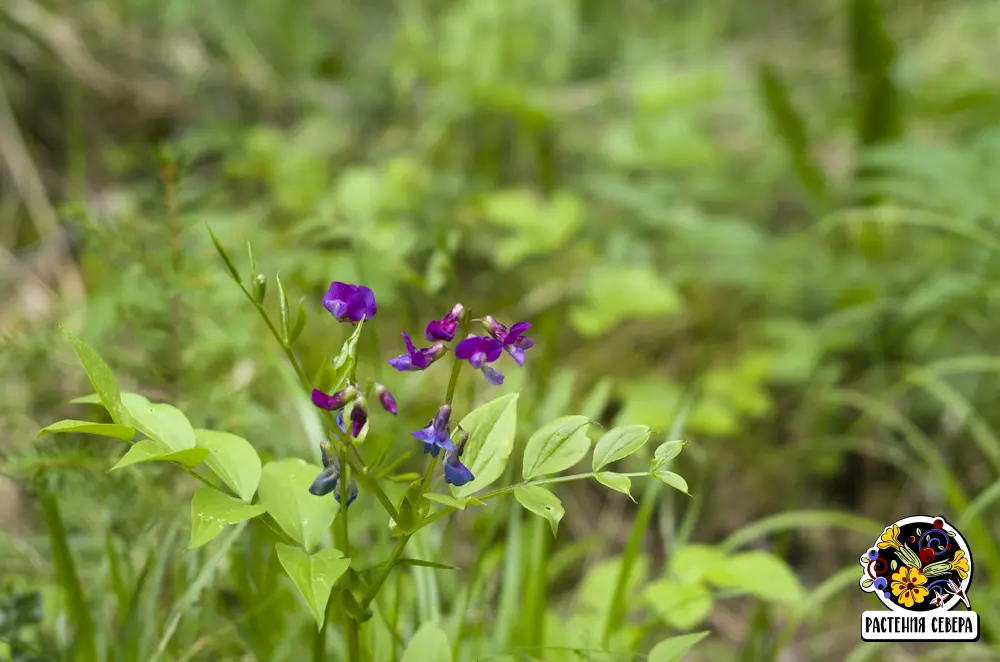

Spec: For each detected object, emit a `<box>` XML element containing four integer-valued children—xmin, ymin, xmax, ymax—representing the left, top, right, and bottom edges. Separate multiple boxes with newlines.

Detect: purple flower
<box><xmin>412</xmin><ymin>404</ymin><xmax>454</xmax><ymax>457</ymax></box>
<box><xmin>425</xmin><ymin>303</ymin><xmax>465</xmax><ymax>342</ymax></box>
<box><xmin>444</xmin><ymin>428</ymin><xmax>474</xmax><ymax>486</ymax></box>
<box><xmin>389</xmin><ymin>332</ymin><xmax>447</xmax><ymax>372</ymax></box>
<box><xmin>455</xmin><ymin>335</ymin><xmax>505</xmax><ymax>385</ymax></box>
<box><xmin>374</xmin><ymin>383</ymin><xmax>397</xmax><ymax>415</ymax></box>
<box><xmin>311</xmin><ymin>385</ymin><xmax>357</xmax><ymax>411</ymax></box>
<box><xmin>309</xmin><ymin>442</ymin><xmax>358</xmax><ymax>506</ymax></box>
<box><xmin>349</xmin><ymin>395</ymin><xmax>367</xmax><ymax>438</ymax></box>
<box><xmin>501</xmin><ymin>322</ymin><xmax>534</xmax><ymax>366</ymax></box>
<box><xmin>323</xmin><ymin>282</ymin><xmax>377</xmax><ymax>323</ymax></box>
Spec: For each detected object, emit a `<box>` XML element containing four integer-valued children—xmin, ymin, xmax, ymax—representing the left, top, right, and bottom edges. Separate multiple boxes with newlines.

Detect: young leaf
<box><xmin>522</xmin><ymin>415</ymin><xmax>592</xmax><ymax>480</ymax></box>
<box><xmin>110</xmin><ymin>440</ymin><xmax>209</xmax><ymax>471</ymax></box>
<box><xmin>594</xmin><ymin>472</ymin><xmax>634</xmax><ymax>501</ymax></box>
<box><xmin>276</xmin><ymin>275</ymin><xmax>291</xmax><ymax>345</ymax></box>
<box><xmin>401</xmin><ymin>621</ymin><xmax>452</xmax><ymax>662</ymax></box>
<box><xmin>63</xmin><ymin>329</ymin><xmax>130</xmax><ymax>426</ymax></box>
<box><xmin>275</xmin><ymin>543</ymin><xmax>351</xmax><ymax>630</ymax></box>
<box><xmin>208</xmin><ymin>226</ymin><xmax>242</xmax><ymax>283</ymax></box>
<box><xmin>451</xmin><ymin>393</ymin><xmax>520</xmax><ymax>499</ymax></box>
<box><xmin>189</xmin><ymin>488</ymin><xmax>266</xmax><ymax>549</ymax></box>
<box><xmin>707</xmin><ymin>550</ymin><xmax>804</xmax><ymax>604</ymax></box>
<box><xmin>195</xmin><ymin>430</ymin><xmax>263</xmax><ymax>503</ymax></box>
<box><xmin>652</xmin><ymin>470</ymin><xmax>689</xmax><ymax>495</ymax></box>
<box><xmin>38</xmin><ymin>420</ymin><xmax>135</xmax><ymax>442</ymax></box>
<box><xmin>648</xmin><ymin>631</ymin><xmax>711</xmax><ymax>662</ymax></box>
<box><xmin>290</xmin><ymin>299</ymin><xmax>308</xmax><ymax>344</ymax></box>
<box><xmin>592</xmin><ymin>425</ymin><xmax>651</xmax><ymax>472</ymax></box>
<box><xmin>650</xmin><ymin>440</ymin><xmax>686</xmax><ymax>472</ymax></box>
<box><xmin>423</xmin><ymin>493</ymin><xmax>485</xmax><ymax>510</ymax></box>
<box><xmin>258</xmin><ymin>459</ymin><xmax>338</xmax><ymax>551</ymax></box>
<box><xmin>514</xmin><ymin>484</ymin><xmax>565</xmax><ymax>537</ymax></box>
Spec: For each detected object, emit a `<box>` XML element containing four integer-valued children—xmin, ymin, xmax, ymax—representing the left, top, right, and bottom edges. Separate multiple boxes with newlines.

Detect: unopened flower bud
<box><xmin>311</xmin><ymin>385</ymin><xmax>358</xmax><ymax>411</ymax></box>
<box><xmin>481</xmin><ymin>315</ymin><xmax>507</xmax><ymax>340</ymax></box>
<box><xmin>374</xmin><ymin>383</ymin><xmax>397</xmax><ymax>416</ymax></box>
<box><xmin>253</xmin><ymin>273</ymin><xmax>267</xmax><ymax>303</ymax></box>
<box><xmin>350</xmin><ymin>395</ymin><xmax>368</xmax><ymax>438</ymax></box>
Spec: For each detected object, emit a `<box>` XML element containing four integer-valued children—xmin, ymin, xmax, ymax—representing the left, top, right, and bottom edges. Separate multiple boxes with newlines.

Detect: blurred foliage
<box><xmin>3</xmin><ymin>0</ymin><xmax>1000</xmax><ymax>660</ymax></box>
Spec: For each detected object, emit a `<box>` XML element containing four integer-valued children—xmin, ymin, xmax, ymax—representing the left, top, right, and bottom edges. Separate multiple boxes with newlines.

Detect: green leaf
<box><xmin>592</xmin><ymin>424</ymin><xmax>651</xmax><ymax>472</ymax></box>
<box><xmin>648</xmin><ymin>631</ymin><xmax>711</xmax><ymax>662</ymax></box>
<box><xmin>194</xmin><ymin>430</ymin><xmax>262</xmax><ymax>503</ymax></box>
<box><xmin>317</xmin><ymin>321</ymin><xmax>364</xmax><ymax>393</ymax></box>
<box><xmin>120</xmin><ymin>393</ymin><xmax>196</xmax><ymax>452</ymax></box>
<box><xmin>38</xmin><ymin>419</ymin><xmax>135</xmax><ymax>441</ymax></box>
<box><xmin>208</xmin><ymin>226</ymin><xmax>242</xmax><ymax>283</ymax></box>
<box><xmin>666</xmin><ymin>544</ymin><xmax>729</xmax><ymax>584</ymax></box>
<box><xmin>63</xmin><ymin>329</ymin><xmax>130</xmax><ymax>426</ymax></box>
<box><xmin>450</xmin><ymin>393</ymin><xmax>520</xmax><ymax>498</ymax></box>
<box><xmin>569</xmin><ymin>266</ymin><xmax>682</xmax><ymax>338</ymax></box>
<box><xmin>189</xmin><ymin>488</ymin><xmax>266</xmax><ymax>549</ymax></box>
<box><xmin>522</xmin><ymin>415</ymin><xmax>592</xmax><ymax>479</ymax></box>
<box><xmin>275</xmin><ymin>543</ymin><xmax>351</xmax><ymax>630</ymax></box>
<box><xmin>513</xmin><ymin>484</ymin><xmax>564</xmax><ymax>537</ymax></box>
<box><xmin>258</xmin><ymin>459</ymin><xmax>338</xmax><ymax>551</ymax></box>
<box><xmin>707</xmin><ymin>550</ymin><xmax>804</xmax><ymax>604</ymax></box>
<box><xmin>276</xmin><ymin>275</ymin><xmax>291</xmax><ymax>345</ymax></box>
<box><xmin>650</xmin><ymin>440</ymin><xmax>686</xmax><ymax>472</ymax></box>
<box><xmin>652</xmin><ymin>470</ymin><xmax>690</xmax><ymax>495</ymax></box>
<box><xmin>594</xmin><ymin>472</ymin><xmax>634</xmax><ymax>501</ymax></box>
<box><xmin>644</xmin><ymin>579</ymin><xmax>713</xmax><ymax>630</ymax></box>
<box><xmin>422</xmin><ymin>493</ymin><xmax>484</xmax><ymax>510</ymax></box>
<box><xmin>110</xmin><ymin>439</ymin><xmax>209</xmax><ymax>471</ymax></box>
<box><xmin>290</xmin><ymin>299</ymin><xmax>308</xmax><ymax>344</ymax></box>
<box><xmin>401</xmin><ymin>621</ymin><xmax>452</xmax><ymax>662</ymax></box>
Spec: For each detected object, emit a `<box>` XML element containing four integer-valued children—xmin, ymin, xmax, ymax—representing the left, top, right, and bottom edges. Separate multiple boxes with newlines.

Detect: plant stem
<box><xmin>444</xmin><ymin>312</ymin><xmax>472</xmax><ymax>407</ymax></box>
<box><xmin>313</xmin><ymin>622</ymin><xmax>326</xmax><ymax>662</ymax></box>
<box><xmin>336</xmin><ymin>447</ymin><xmax>361</xmax><ymax>662</ymax></box>
<box><xmin>362</xmin><ymin>535</ymin><xmax>409</xmax><ymax>607</ymax></box>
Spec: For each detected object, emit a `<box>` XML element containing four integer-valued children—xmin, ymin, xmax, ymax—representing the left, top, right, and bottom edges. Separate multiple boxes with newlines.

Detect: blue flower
<box><xmin>443</xmin><ymin>429</ymin><xmax>473</xmax><ymax>487</ymax></box>
<box><xmin>412</xmin><ymin>404</ymin><xmax>455</xmax><ymax>457</ymax></box>
<box><xmin>454</xmin><ymin>335</ymin><xmax>504</xmax><ymax>385</ymax></box>
<box><xmin>308</xmin><ymin>440</ymin><xmax>357</xmax><ymax>506</ymax></box>
<box><xmin>389</xmin><ymin>332</ymin><xmax>447</xmax><ymax>372</ymax></box>
<box><xmin>323</xmin><ymin>282</ymin><xmax>377</xmax><ymax>323</ymax></box>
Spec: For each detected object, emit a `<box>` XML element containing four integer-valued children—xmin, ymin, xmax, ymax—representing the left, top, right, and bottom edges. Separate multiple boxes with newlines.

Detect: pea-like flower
<box><xmin>425</xmin><ymin>303</ymin><xmax>464</xmax><ymax>342</ymax></box>
<box><xmin>389</xmin><ymin>332</ymin><xmax>447</xmax><ymax>372</ymax></box>
<box><xmin>444</xmin><ymin>428</ymin><xmax>473</xmax><ymax>487</ymax></box>
<box><xmin>323</xmin><ymin>281</ymin><xmax>377</xmax><ymax>323</ymax></box>
<box><xmin>374</xmin><ymin>383</ymin><xmax>397</xmax><ymax>416</ymax></box>
<box><xmin>412</xmin><ymin>404</ymin><xmax>455</xmax><ymax>457</ymax></box>
<box><xmin>311</xmin><ymin>384</ymin><xmax>358</xmax><ymax>411</ymax></box>
<box><xmin>454</xmin><ymin>335</ymin><xmax>505</xmax><ymax>385</ymax></box>
<box><xmin>349</xmin><ymin>395</ymin><xmax>368</xmax><ymax>438</ymax></box>
<box><xmin>482</xmin><ymin>316</ymin><xmax>535</xmax><ymax>366</ymax></box>
<box><xmin>309</xmin><ymin>438</ymin><xmax>358</xmax><ymax>506</ymax></box>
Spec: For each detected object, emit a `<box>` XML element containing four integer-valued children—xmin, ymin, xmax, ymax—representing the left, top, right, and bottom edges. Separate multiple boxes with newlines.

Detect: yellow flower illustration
<box><xmin>891</xmin><ymin>566</ymin><xmax>929</xmax><ymax>608</ymax></box>
<box><xmin>950</xmin><ymin>550</ymin><xmax>970</xmax><ymax>579</ymax></box>
<box><xmin>878</xmin><ymin>524</ymin><xmax>902</xmax><ymax>550</ymax></box>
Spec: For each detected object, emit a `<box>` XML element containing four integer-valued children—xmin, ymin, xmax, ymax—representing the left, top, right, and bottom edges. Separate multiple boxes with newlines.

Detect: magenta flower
<box><xmin>425</xmin><ymin>303</ymin><xmax>465</xmax><ymax>342</ymax></box>
<box><xmin>349</xmin><ymin>395</ymin><xmax>368</xmax><ymax>438</ymax></box>
<box><xmin>482</xmin><ymin>316</ymin><xmax>534</xmax><ymax>366</ymax></box>
<box><xmin>389</xmin><ymin>332</ymin><xmax>447</xmax><ymax>372</ymax></box>
<box><xmin>323</xmin><ymin>282</ymin><xmax>377</xmax><ymax>323</ymax></box>
<box><xmin>374</xmin><ymin>383</ymin><xmax>397</xmax><ymax>415</ymax></box>
<box><xmin>455</xmin><ymin>335</ymin><xmax>505</xmax><ymax>385</ymax></box>
<box><xmin>311</xmin><ymin>385</ymin><xmax>357</xmax><ymax>411</ymax></box>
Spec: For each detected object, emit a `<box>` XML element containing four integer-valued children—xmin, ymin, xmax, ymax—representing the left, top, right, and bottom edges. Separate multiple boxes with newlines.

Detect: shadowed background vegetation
<box><xmin>2</xmin><ymin>0</ymin><xmax>1000</xmax><ymax>660</ymax></box>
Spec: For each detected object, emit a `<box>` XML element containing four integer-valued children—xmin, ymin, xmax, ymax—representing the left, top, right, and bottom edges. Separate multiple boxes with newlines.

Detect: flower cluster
<box><xmin>311</xmin><ymin>379</ymin><xmax>397</xmax><ymax>439</ymax></box>
<box><xmin>308</xmin><ymin>413</ymin><xmax>358</xmax><ymax>507</ymax></box>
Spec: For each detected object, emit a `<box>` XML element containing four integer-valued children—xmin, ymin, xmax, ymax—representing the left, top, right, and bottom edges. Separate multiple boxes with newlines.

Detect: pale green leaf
<box><xmin>63</xmin><ymin>329</ymin><xmax>130</xmax><ymax>426</ymax></box>
<box><xmin>38</xmin><ymin>420</ymin><xmax>135</xmax><ymax>441</ymax></box>
<box><xmin>522</xmin><ymin>415</ymin><xmax>592</xmax><ymax>479</ymax></box>
<box><xmin>652</xmin><ymin>470</ymin><xmax>690</xmax><ymax>494</ymax></box>
<box><xmin>189</xmin><ymin>488</ymin><xmax>265</xmax><ymax>549</ymax></box>
<box><xmin>120</xmin><ymin>393</ymin><xmax>196</xmax><ymax>452</ymax></box>
<box><xmin>258</xmin><ymin>459</ymin><xmax>338</xmax><ymax>551</ymax></box>
<box><xmin>644</xmin><ymin>579</ymin><xmax>713</xmax><ymax>630</ymax></box>
<box><xmin>450</xmin><ymin>393</ymin><xmax>519</xmax><ymax>498</ymax></box>
<box><xmin>666</xmin><ymin>544</ymin><xmax>729</xmax><ymax>585</ymax></box>
<box><xmin>110</xmin><ymin>439</ymin><xmax>209</xmax><ymax>471</ymax></box>
<box><xmin>650</xmin><ymin>440</ymin><xmax>686</xmax><ymax>472</ymax></box>
<box><xmin>275</xmin><ymin>543</ymin><xmax>351</xmax><ymax>629</ymax></box>
<box><xmin>514</xmin><ymin>484</ymin><xmax>564</xmax><ymax>537</ymax></box>
<box><xmin>707</xmin><ymin>550</ymin><xmax>804</xmax><ymax>604</ymax></box>
<box><xmin>592</xmin><ymin>424</ymin><xmax>651</xmax><ymax>471</ymax></box>
<box><xmin>594</xmin><ymin>472</ymin><xmax>634</xmax><ymax>501</ymax></box>
<box><xmin>422</xmin><ymin>493</ymin><xmax>484</xmax><ymax>510</ymax></box>
<box><xmin>195</xmin><ymin>430</ymin><xmax>262</xmax><ymax>503</ymax></box>
<box><xmin>401</xmin><ymin>621</ymin><xmax>452</xmax><ymax>662</ymax></box>
<box><xmin>648</xmin><ymin>631</ymin><xmax>711</xmax><ymax>662</ymax></box>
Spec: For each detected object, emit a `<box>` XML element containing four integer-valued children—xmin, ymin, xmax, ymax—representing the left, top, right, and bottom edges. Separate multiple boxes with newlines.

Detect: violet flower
<box><xmin>311</xmin><ymin>384</ymin><xmax>357</xmax><ymax>411</ymax></box>
<box><xmin>444</xmin><ymin>428</ymin><xmax>473</xmax><ymax>487</ymax></box>
<box><xmin>483</xmin><ymin>316</ymin><xmax>534</xmax><ymax>366</ymax></box>
<box><xmin>454</xmin><ymin>335</ymin><xmax>505</xmax><ymax>385</ymax></box>
<box><xmin>412</xmin><ymin>404</ymin><xmax>455</xmax><ymax>457</ymax></box>
<box><xmin>309</xmin><ymin>439</ymin><xmax>358</xmax><ymax>506</ymax></box>
<box><xmin>389</xmin><ymin>331</ymin><xmax>447</xmax><ymax>372</ymax></box>
<box><xmin>349</xmin><ymin>395</ymin><xmax>368</xmax><ymax>438</ymax></box>
<box><xmin>425</xmin><ymin>303</ymin><xmax>465</xmax><ymax>342</ymax></box>
<box><xmin>374</xmin><ymin>383</ymin><xmax>397</xmax><ymax>415</ymax></box>
<box><xmin>323</xmin><ymin>281</ymin><xmax>377</xmax><ymax>323</ymax></box>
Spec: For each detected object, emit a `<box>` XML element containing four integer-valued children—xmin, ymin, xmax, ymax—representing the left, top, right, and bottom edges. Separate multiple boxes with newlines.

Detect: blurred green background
<box><xmin>2</xmin><ymin>0</ymin><xmax>1000</xmax><ymax>659</ymax></box>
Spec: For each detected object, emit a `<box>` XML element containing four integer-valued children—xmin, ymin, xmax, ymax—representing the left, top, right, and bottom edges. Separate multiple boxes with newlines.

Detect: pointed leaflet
<box><xmin>63</xmin><ymin>329</ymin><xmax>130</xmax><ymax>426</ymax></box>
<box><xmin>276</xmin><ymin>275</ymin><xmax>291</xmax><ymax>345</ymax></box>
<box><xmin>522</xmin><ymin>415</ymin><xmax>592</xmax><ymax>480</ymax></box>
<box><xmin>258</xmin><ymin>459</ymin><xmax>338</xmax><ymax>551</ymax></box>
<box><xmin>189</xmin><ymin>488</ymin><xmax>266</xmax><ymax>549</ymax></box>
<box><xmin>450</xmin><ymin>393</ymin><xmax>519</xmax><ymax>499</ymax></box>
<box><xmin>401</xmin><ymin>621</ymin><xmax>452</xmax><ymax>662</ymax></box>
<box><xmin>514</xmin><ymin>484</ymin><xmax>564</xmax><ymax>537</ymax></box>
<box><xmin>77</xmin><ymin>392</ymin><xmax>196</xmax><ymax>452</ymax></box>
<box><xmin>110</xmin><ymin>439</ymin><xmax>209</xmax><ymax>471</ymax></box>
<box><xmin>195</xmin><ymin>430</ymin><xmax>262</xmax><ymax>503</ymax></box>
<box><xmin>650</xmin><ymin>440</ymin><xmax>686</xmax><ymax>472</ymax></box>
<box><xmin>707</xmin><ymin>550</ymin><xmax>804</xmax><ymax>604</ymax></box>
<box><xmin>275</xmin><ymin>543</ymin><xmax>351</xmax><ymax>629</ymax></box>
<box><xmin>592</xmin><ymin>424</ymin><xmax>651</xmax><ymax>472</ymax></box>
<box><xmin>648</xmin><ymin>631</ymin><xmax>711</xmax><ymax>662</ymax></box>
<box><xmin>595</xmin><ymin>472</ymin><xmax>634</xmax><ymax>501</ymax></box>
<box><xmin>652</xmin><ymin>470</ymin><xmax>689</xmax><ymax>495</ymax></box>
<box><xmin>38</xmin><ymin>420</ymin><xmax>135</xmax><ymax>441</ymax></box>
<box><xmin>207</xmin><ymin>226</ymin><xmax>242</xmax><ymax>283</ymax></box>
<box><xmin>423</xmin><ymin>493</ymin><xmax>485</xmax><ymax>510</ymax></box>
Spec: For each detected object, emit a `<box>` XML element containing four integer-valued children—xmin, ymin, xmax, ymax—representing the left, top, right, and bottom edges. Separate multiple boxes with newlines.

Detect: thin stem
<box><xmin>444</xmin><ymin>312</ymin><xmax>472</xmax><ymax>407</ymax></box>
<box><xmin>361</xmin><ymin>535</ymin><xmax>410</xmax><ymax>607</ymax></box>
<box><xmin>313</xmin><ymin>622</ymin><xmax>326</xmax><ymax>662</ymax></box>
<box><xmin>336</xmin><ymin>447</ymin><xmax>360</xmax><ymax>662</ymax></box>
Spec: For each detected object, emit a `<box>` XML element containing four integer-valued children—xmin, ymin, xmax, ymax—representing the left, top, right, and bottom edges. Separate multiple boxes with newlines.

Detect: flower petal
<box><xmin>309</xmin><ymin>469</ymin><xmax>339</xmax><ymax>496</ymax></box>
<box><xmin>506</xmin><ymin>345</ymin><xmax>526</xmax><ymax>366</ymax></box>
<box><xmin>389</xmin><ymin>354</ymin><xmax>416</xmax><ymax>371</ymax></box>
<box><xmin>444</xmin><ymin>456</ymin><xmax>474</xmax><ymax>486</ymax></box>
<box><xmin>505</xmin><ymin>322</ymin><xmax>531</xmax><ymax>345</ymax></box>
<box><xmin>482</xmin><ymin>366</ymin><xmax>505</xmax><ymax>385</ymax></box>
